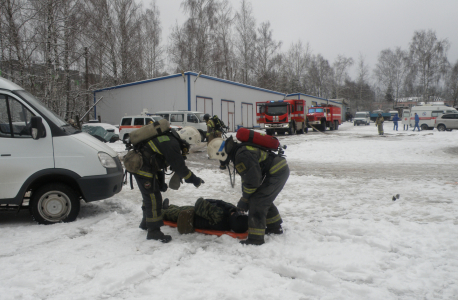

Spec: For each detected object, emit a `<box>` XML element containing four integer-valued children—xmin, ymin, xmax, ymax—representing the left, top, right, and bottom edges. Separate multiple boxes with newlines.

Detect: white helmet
<box><xmin>207</xmin><ymin>138</ymin><xmax>227</xmax><ymax>160</ymax></box>
<box><xmin>178</xmin><ymin>126</ymin><xmax>202</xmax><ymax>145</ymax></box>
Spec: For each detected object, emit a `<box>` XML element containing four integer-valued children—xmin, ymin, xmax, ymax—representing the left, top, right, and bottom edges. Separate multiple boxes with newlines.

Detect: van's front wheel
<box><xmin>30</xmin><ymin>183</ymin><xmax>80</xmax><ymax>225</ymax></box>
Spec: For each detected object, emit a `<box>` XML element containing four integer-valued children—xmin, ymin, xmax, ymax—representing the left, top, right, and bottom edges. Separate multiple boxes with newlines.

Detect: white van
<box><xmin>353</xmin><ymin>111</ymin><xmax>370</xmax><ymax>126</ymax></box>
<box><xmin>119</xmin><ymin>114</ymin><xmax>163</xmax><ymax>141</ymax></box>
<box><xmin>155</xmin><ymin>111</ymin><xmax>207</xmax><ymax>141</ymax></box>
<box><xmin>0</xmin><ymin>77</ymin><xmax>124</xmax><ymax>224</ymax></box>
<box><xmin>405</xmin><ymin>105</ymin><xmax>457</xmax><ymax>130</ymax></box>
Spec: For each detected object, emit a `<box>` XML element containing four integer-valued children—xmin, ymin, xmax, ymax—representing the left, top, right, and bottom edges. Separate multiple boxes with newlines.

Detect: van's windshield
<box><xmin>355</xmin><ymin>113</ymin><xmax>367</xmax><ymax>118</ymax></box>
<box><xmin>15</xmin><ymin>90</ymin><xmax>79</xmax><ymax>134</ymax></box>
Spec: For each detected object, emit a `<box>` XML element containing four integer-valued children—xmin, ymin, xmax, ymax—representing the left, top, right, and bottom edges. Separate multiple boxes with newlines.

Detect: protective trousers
<box><xmin>134</xmin><ymin>175</ymin><xmax>164</xmax><ymax>230</ymax></box>
<box><xmin>163</xmin><ymin>204</ymin><xmax>193</xmax><ymax>222</ymax></box>
<box><xmin>247</xmin><ymin>158</ymin><xmax>289</xmax><ymax>241</ymax></box>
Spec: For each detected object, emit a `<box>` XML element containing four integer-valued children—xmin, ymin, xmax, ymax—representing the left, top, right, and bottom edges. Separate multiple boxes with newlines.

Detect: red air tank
<box><xmin>236</xmin><ymin>127</ymin><xmax>280</xmax><ymax>150</ymax></box>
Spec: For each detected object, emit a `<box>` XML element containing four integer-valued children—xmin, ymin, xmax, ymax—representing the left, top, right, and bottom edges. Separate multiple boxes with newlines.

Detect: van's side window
<box><xmin>145</xmin><ymin>118</ymin><xmax>153</xmax><ymax>124</ymax></box>
<box><xmin>121</xmin><ymin>118</ymin><xmax>132</xmax><ymax>126</ymax></box>
<box><xmin>171</xmin><ymin>114</ymin><xmax>184</xmax><ymax>122</ymax></box>
<box><xmin>134</xmin><ymin>118</ymin><xmax>144</xmax><ymax>126</ymax></box>
<box><xmin>432</xmin><ymin>111</ymin><xmax>442</xmax><ymax>117</ymax></box>
<box><xmin>187</xmin><ymin>114</ymin><xmax>197</xmax><ymax>122</ymax></box>
<box><xmin>0</xmin><ymin>95</ymin><xmax>35</xmax><ymax>138</ymax></box>
<box><xmin>158</xmin><ymin>114</ymin><xmax>169</xmax><ymax>121</ymax></box>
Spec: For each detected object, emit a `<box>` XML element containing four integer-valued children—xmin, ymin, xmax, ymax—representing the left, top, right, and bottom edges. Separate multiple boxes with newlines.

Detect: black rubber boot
<box><xmin>147</xmin><ymin>228</ymin><xmax>172</xmax><ymax>243</ymax></box>
<box><xmin>265</xmin><ymin>226</ymin><xmax>283</xmax><ymax>235</ymax></box>
<box><xmin>139</xmin><ymin>218</ymin><xmax>147</xmax><ymax>230</ymax></box>
<box><xmin>163</xmin><ymin>198</ymin><xmax>170</xmax><ymax>209</ymax></box>
<box><xmin>240</xmin><ymin>238</ymin><xmax>264</xmax><ymax>246</ymax></box>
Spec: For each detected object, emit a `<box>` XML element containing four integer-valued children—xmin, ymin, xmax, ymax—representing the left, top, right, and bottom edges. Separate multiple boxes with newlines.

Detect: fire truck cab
<box><xmin>306</xmin><ymin>104</ymin><xmax>341</xmax><ymax>131</ymax></box>
<box><xmin>256</xmin><ymin>99</ymin><xmax>307</xmax><ymax>135</ymax></box>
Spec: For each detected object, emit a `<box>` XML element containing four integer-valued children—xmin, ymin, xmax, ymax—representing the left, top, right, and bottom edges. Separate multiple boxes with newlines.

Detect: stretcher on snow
<box><xmin>164</xmin><ymin>221</ymin><xmax>248</xmax><ymax>239</ymax></box>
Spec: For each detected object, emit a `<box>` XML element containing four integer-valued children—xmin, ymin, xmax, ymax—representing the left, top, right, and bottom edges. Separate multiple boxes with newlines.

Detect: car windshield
<box><xmin>14</xmin><ymin>90</ymin><xmax>80</xmax><ymax>134</ymax></box>
<box><xmin>309</xmin><ymin>108</ymin><xmax>323</xmax><ymax>113</ymax></box>
<box><xmin>194</xmin><ymin>113</ymin><xmax>206</xmax><ymax>122</ymax></box>
<box><xmin>355</xmin><ymin>113</ymin><xmax>366</xmax><ymax>118</ymax></box>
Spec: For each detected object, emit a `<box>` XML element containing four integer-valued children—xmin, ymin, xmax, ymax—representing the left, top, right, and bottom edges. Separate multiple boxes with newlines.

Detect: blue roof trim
<box><xmin>286</xmin><ymin>93</ymin><xmax>342</xmax><ymax>105</ymax></box>
<box><xmin>193</xmin><ymin>72</ymin><xmax>285</xmax><ymax>96</ymax></box>
<box><xmin>187</xmin><ymin>73</ymin><xmax>191</xmax><ymax>110</ymax></box>
<box><xmin>93</xmin><ymin>71</ymin><xmax>285</xmax><ymax>96</ymax></box>
<box><xmin>93</xmin><ymin>73</ymin><xmax>183</xmax><ymax>93</ymax></box>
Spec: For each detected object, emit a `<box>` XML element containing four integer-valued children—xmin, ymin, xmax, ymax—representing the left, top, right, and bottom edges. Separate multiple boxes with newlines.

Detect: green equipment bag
<box><xmin>123</xmin><ymin>150</ymin><xmax>143</xmax><ymax>173</ymax></box>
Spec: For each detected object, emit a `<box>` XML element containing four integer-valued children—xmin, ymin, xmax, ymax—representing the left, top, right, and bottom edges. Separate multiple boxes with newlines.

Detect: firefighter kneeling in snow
<box><xmin>207</xmin><ymin>137</ymin><xmax>289</xmax><ymax>245</ymax></box>
<box><xmin>126</xmin><ymin>126</ymin><xmax>205</xmax><ymax>243</ymax></box>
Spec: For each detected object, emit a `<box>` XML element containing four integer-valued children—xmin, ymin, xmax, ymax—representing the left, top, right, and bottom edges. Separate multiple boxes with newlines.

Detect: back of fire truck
<box><xmin>306</xmin><ymin>105</ymin><xmax>341</xmax><ymax>131</ymax></box>
<box><xmin>256</xmin><ymin>99</ymin><xmax>307</xmax><ymax>135</ymax></box>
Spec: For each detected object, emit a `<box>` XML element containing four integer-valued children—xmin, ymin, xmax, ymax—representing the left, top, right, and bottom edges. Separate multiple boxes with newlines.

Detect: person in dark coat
<box><xmin>207</xmin><ymin>137</ymin><xmax>289</xmax><ymax>246</ymax></box>
<box><xmin>392</xmin><ymin>113</ymin><xmax>400</xmax><ymax>131</ymax></box>
<box><xmin>134</xmin><ymin>129</ymin><xmax>204</xmax><ymax>243</ymax></box>
<box><xmin>162</xmin><ymin>198</ymin><xmax>248</xmax><ymax>233</ymax></box>
<box><xmin>413</xmin><ymin>113</ymin><xmax>421</xmax><ymax>131</ymax></box>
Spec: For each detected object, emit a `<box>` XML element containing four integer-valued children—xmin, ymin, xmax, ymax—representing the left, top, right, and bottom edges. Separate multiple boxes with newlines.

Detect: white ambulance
<box><xmin>403</xmin><ymin>105</ymin><xmax>457</xmax><ymax>130</ymax></box>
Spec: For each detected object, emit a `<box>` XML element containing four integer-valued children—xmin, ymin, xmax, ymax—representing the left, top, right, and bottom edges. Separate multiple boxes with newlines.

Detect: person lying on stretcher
<box><xmin>162</xmin><ymin>197</ymin><xmax>248</xmax><ymax>234</ymax></box>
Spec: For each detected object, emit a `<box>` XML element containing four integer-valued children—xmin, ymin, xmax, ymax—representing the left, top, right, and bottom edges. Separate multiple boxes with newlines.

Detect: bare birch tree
<box><xmin>234</xmin><ymin>0</ymin><xmax>255</xmax><ymax>84</ymax></box>
<box><xmin>409</xmin><ymin>29</ymin><xmax>450</xmax><ymax>100</ymax></box>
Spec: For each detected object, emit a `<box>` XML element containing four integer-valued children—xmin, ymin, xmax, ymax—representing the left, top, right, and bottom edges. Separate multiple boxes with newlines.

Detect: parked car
<box><xmin>155</xmin><ymin>110</ymin><xmax>207</xmax><ymax>141</ymax></box>
<box><xmin>353</xmin><ymin>111</ymin><xmax>370</xmax><ymax>126</ymax></box>
<box><xmin>434</xmin><ymin>113</ymin><xmax>458</xmax><ymax>131</ymax></box>
<box><xmin>0</xmin><ymin>76</ymin><xmax>124</xmax><ymax>224</ymax></box>
<box><xmin>82</xmin><ymin>123</ymin><xmax>119</xmax><ymax>143</ymax></box>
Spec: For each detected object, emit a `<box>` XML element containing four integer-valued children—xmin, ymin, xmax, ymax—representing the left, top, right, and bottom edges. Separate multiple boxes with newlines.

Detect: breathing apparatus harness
<box><xmin>222</xmin><ymin>136</ymin><xmax>287</xmax><ymax>188</ymax></box>
<box><xmin>123</xmin><ymin>128</ymin><xmax>190</xmax><ymax>190</ymax></box>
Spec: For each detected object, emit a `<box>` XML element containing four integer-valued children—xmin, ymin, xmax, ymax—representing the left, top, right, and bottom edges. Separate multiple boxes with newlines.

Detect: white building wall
<box><xmin>94</xmin><ymin>75</ymin><xmax>188</xmax><ymax>125</ymax></box>
<box><xmin>93</xmin><ymin>72</ymin><xmax>285</xmax><ymax>129</ymax></box>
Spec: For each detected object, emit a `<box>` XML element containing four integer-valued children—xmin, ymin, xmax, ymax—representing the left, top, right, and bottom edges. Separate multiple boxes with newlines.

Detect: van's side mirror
<box><xmin>31</xmin><ymin>116</ymin><xmax>43</xmax><ymax>140</ymax></box>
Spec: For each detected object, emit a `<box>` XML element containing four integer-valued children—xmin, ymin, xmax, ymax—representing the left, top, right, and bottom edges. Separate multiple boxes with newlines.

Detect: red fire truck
<box><xmin>306</xmin><ymin>104</ymin><xmax>341</xmax><ymax>131</ymax></box>
<box><xmin>256</xmin><ymin>99</ymin><xmax>307</xmax><ymax>135</ymax></box>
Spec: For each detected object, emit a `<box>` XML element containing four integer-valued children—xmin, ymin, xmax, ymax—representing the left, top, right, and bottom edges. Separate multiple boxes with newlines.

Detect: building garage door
<box><xmin>241</xmin><ymin>102</ymin><xmax>253</xmax><ymax>128</ymax></box>
<box><xmin>196</xmin><ymin>97</ymin><xmax>213</xmax><ymax>114</ymax></box>
<box><xmin>221</xmin><ymin>100</ymin><xmax>235</xmax><ymax>132</ymax></box>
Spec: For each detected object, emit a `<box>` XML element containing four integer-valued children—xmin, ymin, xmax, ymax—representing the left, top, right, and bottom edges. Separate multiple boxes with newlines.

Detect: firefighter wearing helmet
<box><xmin>134</xmin><ymin>126</ymin><xmax>205</xmax><ymax>243</ymax></box>
<box><xmin>207</xmin><ymin>137</ymin><xmax>289</xmax><ymax>245</ymax></box>
<box><xmin>375</xmin><ymin>113</ymin><xmax>384</xmax><ymax>135</ymax></box>
<box><xmin>204</xmin><ymin>113</ymin><xmax>226</xmax><ymax>170</ymax></box>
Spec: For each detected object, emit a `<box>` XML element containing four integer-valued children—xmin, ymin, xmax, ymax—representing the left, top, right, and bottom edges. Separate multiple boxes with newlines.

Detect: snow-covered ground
<box><xmin>2</xmin><ymin>122</ymin><xmax>458</xmax><ymax>300</ymax></box>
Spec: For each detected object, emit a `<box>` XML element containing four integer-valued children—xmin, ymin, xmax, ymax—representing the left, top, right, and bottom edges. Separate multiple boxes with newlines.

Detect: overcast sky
<box><xmin>148</xmin><ymin>0</ymin><xmax>458</xmax><ymax>78</ymax></box>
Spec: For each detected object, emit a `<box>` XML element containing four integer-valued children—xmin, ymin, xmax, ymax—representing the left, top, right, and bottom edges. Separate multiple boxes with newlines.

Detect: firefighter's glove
<box><xmin>185</xmin><ymin>173</ymin><xmax>205</xmax><ymax>188</ymax></box>
<box><xmin>237</xmin><ymin>197</ymin><xmax>249</xmax><ymax>212</ymax></box>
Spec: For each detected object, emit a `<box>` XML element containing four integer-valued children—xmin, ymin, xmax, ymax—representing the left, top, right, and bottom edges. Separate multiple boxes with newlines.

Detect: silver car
<box><xmin>435</xmin><ymin>113</ymin><xmax>458</xmax><ymax>131</ymax></box>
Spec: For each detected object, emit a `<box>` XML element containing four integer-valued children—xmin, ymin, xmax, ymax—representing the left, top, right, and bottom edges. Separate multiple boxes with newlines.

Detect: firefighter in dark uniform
<box><xmin>207</xmin><ymin>137</ymin><xmax>289</xmax><ymax>245</ymax></box>
<box><xmin>161</xmin><ymin>197</ymin><xmax>248</xmax><ymax>233</ymax></box>
<box><xmin>204</xmin><ymin>113</ymin><xmax>226</xmax><ymax>170</ymax></box>
<box><xmin>204</xmin><ymin>113</ymin><xmax>222</xmax><ymax>143</ymax></box>
<box><xmin>134</xmin><ymin>128</ymin><xmax>204</xmax><ymax>243</ymax></box>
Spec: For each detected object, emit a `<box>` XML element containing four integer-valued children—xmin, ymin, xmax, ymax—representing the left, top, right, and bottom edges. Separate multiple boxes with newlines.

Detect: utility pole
<box><xmin>85</xmin><ymin>47</ymin><xmax>89</xmax><ymax>122</ymax></box>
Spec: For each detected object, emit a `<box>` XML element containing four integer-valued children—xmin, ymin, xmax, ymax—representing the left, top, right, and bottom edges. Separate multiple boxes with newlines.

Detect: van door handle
<box><xmin>1</xmin><ymin>154</ymin><xmax>11</xmax><ymax>156</ymax></box>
